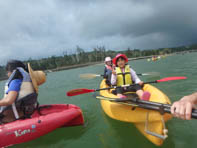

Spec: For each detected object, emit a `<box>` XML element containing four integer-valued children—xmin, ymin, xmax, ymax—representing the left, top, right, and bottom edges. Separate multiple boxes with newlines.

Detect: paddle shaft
<box><xmin>67</xmin><ymin>77</ymin><xmax>186</xmax><ymax>96</ymax></box>
<box><xmin>113</xmin><ymin>98</ymin><xmax>197</xmax><ymax>119</ymax></box>
<box><xmin>99</xmin><ymin>73</ymin><xmax>147</xmax><ymax>77</ymax></box>
<box><xmin>137</xmin><ymin>73</ymin><xmax>146</xmax><ymax>76</ymax></box>
<box><xmin>95</xmin><ymin>81</ymin><xmax>157</xmax><ymax>91</ymax></box>
<box><xmin>144</xmin><ymin>81</ymin><xmax>157</xmax><ymax>84</ymax></box>
<box><xmin>96</xmin><ymin>77</ymin><xmax>186</xmax><ymax>91</ymax></box>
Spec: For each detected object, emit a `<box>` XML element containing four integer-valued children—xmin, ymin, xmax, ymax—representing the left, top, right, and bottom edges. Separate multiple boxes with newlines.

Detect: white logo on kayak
<box><xmin>14</xmin><ymin>129</ymin><xmax>31</xmax><ymax>137</ymax></box>
<box><xmin>14</xmin><ymin>125</ymin><xmax>36</xmax><ymax>137</ymax></box>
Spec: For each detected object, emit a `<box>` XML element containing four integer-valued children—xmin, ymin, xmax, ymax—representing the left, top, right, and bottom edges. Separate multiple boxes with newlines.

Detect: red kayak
<box><xmin>0</xmin><ymin>104</ymin><xmax>84</xmax><ymax>147</ymax></box>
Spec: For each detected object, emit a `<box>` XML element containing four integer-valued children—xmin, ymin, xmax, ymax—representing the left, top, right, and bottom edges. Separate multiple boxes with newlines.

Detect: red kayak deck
<box><xmin>0</xmin><ymin>104</ymin><xmax>84</xmax><ymax>147</ymax></box>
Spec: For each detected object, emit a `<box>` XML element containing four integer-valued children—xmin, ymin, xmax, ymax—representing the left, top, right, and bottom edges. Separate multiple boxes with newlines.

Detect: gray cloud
<box><xmin>0</xmin><ymin>0</ymin><xmax>197</xmax><ymax>64</ymax></box>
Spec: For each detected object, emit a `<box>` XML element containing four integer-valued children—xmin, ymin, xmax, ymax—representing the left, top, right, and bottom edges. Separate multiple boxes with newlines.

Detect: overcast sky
<box><xmin>0</xmin><ymin>0</ymin><xmax>197</xmax><ymax>64</ymax></box>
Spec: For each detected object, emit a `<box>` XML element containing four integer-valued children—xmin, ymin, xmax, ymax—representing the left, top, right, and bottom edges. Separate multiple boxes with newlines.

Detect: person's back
<box><xmin>0</xmin><ymin>60</ymin><xmax>46</xmax><ymax>124</ymax></box>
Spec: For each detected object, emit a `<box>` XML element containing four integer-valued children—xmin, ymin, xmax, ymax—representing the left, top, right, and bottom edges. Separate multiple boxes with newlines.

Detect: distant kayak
<box><xmin>152</xmin><ymin>57</ymin><xmax>158</xmax><ymax>61</ymax></box>
<box><xmin>99</xmin><ymin>80</ymin><xmax>172</xmax><ymax>146</ymax></box>
<box><xmin>0</xmin><ymin>104</ymin><xmax>84</xmax><ymax>147</ymax></box>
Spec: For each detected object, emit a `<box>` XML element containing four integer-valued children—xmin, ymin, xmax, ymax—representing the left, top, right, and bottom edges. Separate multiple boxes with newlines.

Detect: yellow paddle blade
<box><xmin>79</xmin><ymin>73</ymin><xmax>101</xmax><ymax>79</ymax></box>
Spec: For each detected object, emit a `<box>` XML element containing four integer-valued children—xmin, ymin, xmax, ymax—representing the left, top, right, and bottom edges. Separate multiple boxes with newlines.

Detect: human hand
<box><xmin>112</xmin><ymin>65</ymin><xmax>116</xmax><ymax>75</ymax></box>
<box><xmin>138</xmin><ymin>81</ymin><xmax>144</xmax><ymax>86</ymax></box>
<box><xmin>171</xmin><ymin>96</ymin><xmax>196</xmax><ymax>120</ymax></box>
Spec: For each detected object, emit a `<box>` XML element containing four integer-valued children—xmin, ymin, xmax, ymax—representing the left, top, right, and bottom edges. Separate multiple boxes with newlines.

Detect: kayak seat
<box><xmin>37</xmin><ymin>105</ymin><xmax>52</xmax><ymax>115</ymax></box>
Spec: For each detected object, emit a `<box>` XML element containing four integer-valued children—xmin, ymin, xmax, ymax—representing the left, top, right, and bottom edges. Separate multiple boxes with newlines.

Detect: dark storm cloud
<box><xmin>78</xmin><ymin>0</ymin><xmax>197</xmax><ymax>44</ymax></box>
<box><xmin>0</xmin><ymin>0</ymin><xmax>196</xmax><ymax>64</ymax></box>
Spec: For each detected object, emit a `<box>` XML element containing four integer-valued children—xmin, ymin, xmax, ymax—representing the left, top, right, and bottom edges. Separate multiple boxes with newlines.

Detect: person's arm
<box><xmin>130</xmin><ymin>68</ymin><xmax>141</xmax><ymax>84</ymax></box>
<box><xmin>111</xmin><ymin>73</ymin><xmax>117</xmax><ymax>85</ymax></box>
<box><xmin>0</xmin><ymin>79</ymin><xmax>21</xmax><ymax>106</ymax></box>
<box><xmin>110</xmin><ymin>66</ymin><xmax>117</xmax><ymax>85</ymax></box>
<box><xmin>171</xmin><ymin>92</ymin><xmax>197</xmax><ymax>120</ymax></box>
<box><xmin>0</xmin><ymin>91</ymin><xmax>18</xmax><ymax>106</ymax></box>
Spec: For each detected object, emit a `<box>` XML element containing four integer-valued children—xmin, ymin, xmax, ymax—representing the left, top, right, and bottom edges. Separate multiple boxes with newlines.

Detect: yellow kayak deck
<box><xmin>99</xmin><ymin>79</ymin><xmax>172</xmax><ymax>146</ymax></box>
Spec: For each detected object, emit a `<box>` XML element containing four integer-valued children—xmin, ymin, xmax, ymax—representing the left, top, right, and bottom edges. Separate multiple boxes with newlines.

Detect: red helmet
<box><xmin>113</xmin><ymin>54</ymin><xmax>128</xmax><ymax>65</ymax></box>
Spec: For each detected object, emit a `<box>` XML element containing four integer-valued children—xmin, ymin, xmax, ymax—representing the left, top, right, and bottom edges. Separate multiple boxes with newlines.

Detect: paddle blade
<box><xmin>79</xmin><ymin>73</ymin><xmax>100</xmax><ymax>79</ymax></box>
<box><xmin>142</xmin><ymin>72</ymin><xmax>160</xmax><ymax>76</ymax></box>
<box><xmin>157</xmin><ymin>76</ymin><xmax>187</xmax><ymax>83</ymax></box>
<box><xmin>67</xmin><ymin>88</ymin><xmax>95</xmax><ymax>96</ymax></box>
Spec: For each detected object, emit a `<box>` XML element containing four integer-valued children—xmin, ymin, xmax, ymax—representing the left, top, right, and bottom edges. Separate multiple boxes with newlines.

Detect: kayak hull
<box><xmin>0</xmin><ymin>104</ymin><xmax>84</xmax><ymax>147</ymax></box>
<box><xmin>99</xmin><ymin>79</ymin><xmax>172</xmax><ymax>146</ymax></box>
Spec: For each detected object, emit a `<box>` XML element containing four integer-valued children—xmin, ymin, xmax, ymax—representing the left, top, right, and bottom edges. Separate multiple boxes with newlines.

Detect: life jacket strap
<box><xmin>12</xmin><ymin>103</ymin><xmax>19</xmax><ymax>119</ymax></box>
<box><xmin>0</xmin><ymin>93</ymin><xmax>38</xmax><ymax>124</ymax></box>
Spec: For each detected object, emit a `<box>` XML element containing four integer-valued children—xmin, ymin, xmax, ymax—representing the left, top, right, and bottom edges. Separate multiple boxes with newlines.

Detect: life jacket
<box><xmin>115</xmin><ymin>65</ymin><xmax>133</xmax><ymax>86</ymax></box>
<box><xmin>105</xmin><ymin>64</ymin><xmax>112</xmax><ymax>71</ymax></box>
<box><xmin>0</xmin><ymin>67</ymin><xmax>38</xmax><ymax>123</ymax></box>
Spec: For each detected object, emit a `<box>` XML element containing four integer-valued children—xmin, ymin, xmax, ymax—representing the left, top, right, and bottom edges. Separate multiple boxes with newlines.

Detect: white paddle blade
<box><xmin>142</xmin><ymin>72</ymin><xmax>160</xmax><ymax>76</ymax></box>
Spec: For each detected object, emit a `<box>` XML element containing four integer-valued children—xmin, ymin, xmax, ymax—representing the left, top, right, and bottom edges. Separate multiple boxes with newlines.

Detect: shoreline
<box><xmin>0</xmin><ymin>54</ymin><xmax>177</xmax><ymax>82</ymax></box>
<box><xmin>45</xmin><ymin>61</ymin><xmax>103</xmax><ymax>73</ymax></box>
<box><xmin>0</xmin><ymin>50</ymin><xmax>195</xmax><ymax>81</ymax></box>
<box><xmin>0</xmin><ymin>76</ymin><xmax>7</xmax><ymax>81</ymax></box>
<box><xmin>46</xmin><ymin>50</ymin><xmax>194</xmax><ymax>73</ymax></box>
<box><xmin>46</xmin><ymin>55</ymin><xmax>159</xmax><ymax>73</ymax></box>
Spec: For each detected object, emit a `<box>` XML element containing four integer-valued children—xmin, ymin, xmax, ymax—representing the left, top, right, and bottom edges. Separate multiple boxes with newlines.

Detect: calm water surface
<box><xmin>0</xmin><ymin>52</ymin><xmax>197</xmax><ymax>148</ymax></box>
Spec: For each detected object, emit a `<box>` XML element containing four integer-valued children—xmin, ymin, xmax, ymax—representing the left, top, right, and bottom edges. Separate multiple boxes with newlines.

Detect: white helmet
<box><xmin>105</xmin><ymin>57</ymin><xmax>112</xmax><ymax>62</ymax></box>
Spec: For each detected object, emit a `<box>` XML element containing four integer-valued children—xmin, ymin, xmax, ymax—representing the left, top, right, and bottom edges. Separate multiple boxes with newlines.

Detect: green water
<box><xmin>1</xmin><ymin>52</ymin><xmax>197</xmax><ymax>148</ymax></box>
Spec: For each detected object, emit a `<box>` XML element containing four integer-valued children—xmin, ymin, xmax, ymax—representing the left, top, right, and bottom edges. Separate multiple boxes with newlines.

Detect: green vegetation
<box><xmin>0</xmin><ymin>44</ymin><xmax>197</xmax><ymax>80</ymax></box>
<box><xmin>0</xmin><ymin>66</ymin><xmax>6</xmax><ymax>80</ymax></box>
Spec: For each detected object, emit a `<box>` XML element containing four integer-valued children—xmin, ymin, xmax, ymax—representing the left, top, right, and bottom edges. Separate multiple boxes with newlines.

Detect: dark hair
<box><xmin>6</xmin><ymin>60</ymin><xmax>28</xmax><ymax>72</ymax></box>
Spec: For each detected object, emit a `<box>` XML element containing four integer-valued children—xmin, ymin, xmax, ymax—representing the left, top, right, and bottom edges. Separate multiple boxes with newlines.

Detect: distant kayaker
<box><xmin>103</xmin><ymin>56</ymin><xmax>113</xmax><ymax>86</ymax></box>
<box><xmin>171</xmin><ymin>93</ymin><xmax>197</xmax><ymax>120</ymax></box>
<box><xmin>111</xmin><ymin>54</ymin><xmax>151</xmax><ymax>100</ymax></box>
<box><xmin>0</xmin><ymin>60</ymin><xmax>46</xmax><ymax>123</ymax></box>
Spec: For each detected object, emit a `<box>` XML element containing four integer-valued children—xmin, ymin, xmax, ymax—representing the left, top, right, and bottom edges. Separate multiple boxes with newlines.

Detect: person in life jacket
<box><xmin>103</xmin><ymin>57</ymin><xmax>114</xmax><ymax>86</ymax></box>
<box><xmin>111</xmin><ymin>54</ymin><xmax>151</xmax><ymax>100</ymax></box>
<box><xmin>0</xmin><ymin>60</ymin><xmax>46</xmax><ymax>123</ymax></box>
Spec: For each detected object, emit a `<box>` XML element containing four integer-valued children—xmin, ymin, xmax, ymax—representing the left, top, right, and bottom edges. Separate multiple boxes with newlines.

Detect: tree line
<box><xmin>0</xmin><ymin>44</ymin><xmax>197</xmax><ymax>80</ymax></box>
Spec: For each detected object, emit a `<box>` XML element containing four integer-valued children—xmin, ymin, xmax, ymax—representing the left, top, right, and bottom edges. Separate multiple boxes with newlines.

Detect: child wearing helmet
<box><xmin>111</xmin><ymin>54</ymin><xmax>150</xmax><ymax>100</ymax></box>
<box><xmin>103</xmin><ymin>57</ymin><xmax>113</xmax><ymax>86</ymax></box>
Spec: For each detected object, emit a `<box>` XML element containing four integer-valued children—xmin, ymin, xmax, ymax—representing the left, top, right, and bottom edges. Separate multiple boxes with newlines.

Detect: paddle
<box><xmin>96</xmin><ymin>96</ymin><xmax>197</xmax><ymax>119</ymax></box>
<box><xmin>137</xmin><ymin>72</ymin><xmax>160</xmax><ymax>76</ymax></box>
<box><xmin>79</xmin><ymin>72</ymin><xmax>160</xmax><ymax>79</ymax></box>
<box><xmin>66</xmin><ymin>76</ymin><xmax>187</xmax><ymax>96</ymax></box>
<box><xmin>79</xmin><ymin>73</ymin><xmax>103</xmax><ymax>79</ymax></box>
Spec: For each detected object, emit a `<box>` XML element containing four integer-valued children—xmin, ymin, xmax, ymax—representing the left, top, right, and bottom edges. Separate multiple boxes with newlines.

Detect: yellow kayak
<box><xmin>99</xmin><ymin>79</ymin><xmax>172</xmax><ymax>146</ymax></box>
